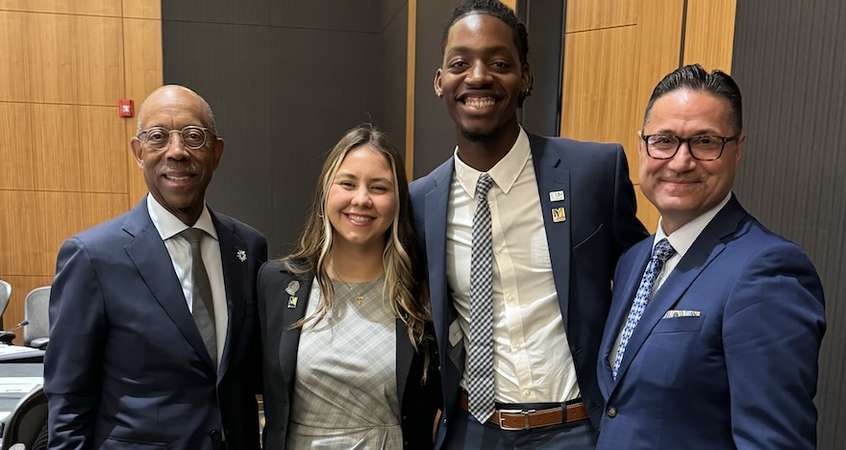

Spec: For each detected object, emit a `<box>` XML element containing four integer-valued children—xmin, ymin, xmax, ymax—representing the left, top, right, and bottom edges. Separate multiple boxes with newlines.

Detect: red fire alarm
<box><xmin>118</xmin><ymin>99</ymin><xmax>134</xmax><ymax>118</ymax></box>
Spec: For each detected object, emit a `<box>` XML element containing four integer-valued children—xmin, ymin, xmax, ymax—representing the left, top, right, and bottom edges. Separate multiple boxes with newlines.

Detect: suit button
<box><xmin>607</xmin><ymin>406</ymin><xmax>617</xmax><ymax>418</ymax></box>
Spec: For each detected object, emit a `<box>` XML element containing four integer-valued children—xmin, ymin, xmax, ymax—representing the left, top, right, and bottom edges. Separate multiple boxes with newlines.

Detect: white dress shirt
<box><xmin>609</xmin><ymin>192</ymin><xmax>732</xmax><ymax>365</ymax></box>
<box><xmin>147</xmin><ymin>194</ymin><xmax>228</xmax><ymax>366</ymax></box>
<box><xmin>446</xmin><ymin>127</ymin><xmax>580</xmax><ymax>403</ymax></box>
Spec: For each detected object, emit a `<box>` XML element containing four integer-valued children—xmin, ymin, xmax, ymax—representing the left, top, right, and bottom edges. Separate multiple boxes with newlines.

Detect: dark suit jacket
<box><xmin>44</xmin><ymin>198</ymin><xmax>268</xmax><ymax>449</ymax></box>
<box><xmin>596</xmin><ymin>197</ymin><xmax>826</xmax><ymax>450</ymax></box>
<box><xmin>409</xmin><ymin>134</ymin><xmax>647</xmax><ymax>447</ymax></box>
<box><xmin>257</xmin><ymin>261</ymin><xmax>441</xmax><ymax>450</ymax></box>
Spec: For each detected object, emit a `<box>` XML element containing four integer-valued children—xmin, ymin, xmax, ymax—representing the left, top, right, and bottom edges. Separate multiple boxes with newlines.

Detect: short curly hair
<box><xmin>441</xmin><ymin>0</ymin><xmax>529</xmax><ymax>67</ymax></box>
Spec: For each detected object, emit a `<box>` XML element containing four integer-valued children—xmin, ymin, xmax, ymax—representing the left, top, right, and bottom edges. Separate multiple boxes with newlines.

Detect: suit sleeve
<box><xmin>44</xmin><ymin>237</ymin><xmax>107</xmax><ymax>449</ymax></box>
<box><xmin>610</xmin><ymin>145</ymin><xmax>649</xmax><ymax>257</ymax></box>
<box><xmin>724</xmin><ymin>243</ymin><xmax>825</xmax><ymax>450</ymax></box>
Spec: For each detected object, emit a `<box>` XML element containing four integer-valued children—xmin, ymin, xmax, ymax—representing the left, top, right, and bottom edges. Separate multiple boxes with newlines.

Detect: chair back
<box><xmin>0</xmin><ymin>279</ymin><xmax>10</xmax><ymax>321</ymax></box>
<box><xmin>23</xmin><ymin>286</ymin><xmax>51</xmax><ymax>347</ymax></box>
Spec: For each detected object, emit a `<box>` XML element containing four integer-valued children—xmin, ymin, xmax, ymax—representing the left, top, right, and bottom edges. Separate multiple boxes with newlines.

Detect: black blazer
<box><xmin>257</xmin><ymin>260</ymin><xmax>441</xmax><ymax>449</ymax></box>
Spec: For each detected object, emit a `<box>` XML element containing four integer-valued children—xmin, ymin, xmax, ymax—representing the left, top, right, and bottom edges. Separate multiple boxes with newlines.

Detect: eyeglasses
<box><xmin>137</xmin><ymin>126</ymin><xmax>216</xmax><ymax>150</ymax></box>
<box><xmin>641</xmin><ymin>132</ymin><xmax>740</xmax><ymax>161</ymax></box>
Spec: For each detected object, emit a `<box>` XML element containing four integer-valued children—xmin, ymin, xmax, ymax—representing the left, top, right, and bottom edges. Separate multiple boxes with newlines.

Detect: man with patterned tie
<box><xmin>45</xmin><ymin>85</ymin><xmax>268</xmax><ymax>449</ymax></box>
<box><xmin>596</xmin><ymin>64</ymin><xmax>826</xmax><ymax>450</ymax></box>
<box><xmin>409</xmin><ymin>1</ymin><xmax>647</xmax><ymax>448</ymax></box>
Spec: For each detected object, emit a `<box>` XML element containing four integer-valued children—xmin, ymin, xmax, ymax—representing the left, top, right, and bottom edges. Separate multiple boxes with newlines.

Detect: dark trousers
<box><xmin>443</xmin><ymin>407</ymin><xmax>596</xmax><ymax>450</ymax></box>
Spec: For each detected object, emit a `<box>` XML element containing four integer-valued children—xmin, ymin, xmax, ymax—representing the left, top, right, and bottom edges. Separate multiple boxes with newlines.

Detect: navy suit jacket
<box><xmin>409</xmin><ymin>134</ymin><xmax>647</xmax><ymax>447</ymax></box>
<box><xmin>596</xmin><ymin>197</ymin><xmax>825</xmax><ymax>450</ymax></box>
<box><xmin>256</xmin><ymin>261</ymin><xmax>441</xmax><ymax>449</ymax></box>
<box><xmin>45</xmin><ymin>198</ymin><xmax>268</xmax><ymax>449</ymax></box>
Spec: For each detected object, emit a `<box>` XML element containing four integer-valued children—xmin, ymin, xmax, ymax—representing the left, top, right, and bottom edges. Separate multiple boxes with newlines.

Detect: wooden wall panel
<box><xmin>0</xmin><ymin>11</ymin><xmax>124</xmax><ymax>105</ymax></box>
<box><xmin>0</xmin><ymin>191</ymin><xmax>127</xmax><ymax>275</ymax></box>
<box><xmin>0</xmin><ymin>103</ymin><xmax>127</xmax><ymax>192</ymax></box>
<box><xmin>561</xmin><ymin>0</ymin><xmax>685</xmax><ymax>232</ymax></box>
<box><xmin>0</xmin><ymin>4</ymin><xmax>161</xmax><ymax>334</ymax></box>
<box><xmin>121</xmin><ymin>0</ymin><xmax>160</xmax><ymax>19</ymax></box>
<box><xmin>123</xmin><ymin>16</ymin><xmax>163</xmax><ymax>204</ymax></box>
<box><xmin>562</xmin><ymin>25</ymin><xmax>640</xmax><ymax>158</ymax></box>
<box><xmin>566</xmin><ymin>0</ymin><xmax>637</xmax><ymax>33</ymax></box>
<box><xmin>0</xmin><ymin>0</ymin><xmax>121</xmax><ymax>16</ymax></box>
<box><xmin>683</xmin><ymin>0</ymin><xmax>736</xmax><ymax>71</ymax></box>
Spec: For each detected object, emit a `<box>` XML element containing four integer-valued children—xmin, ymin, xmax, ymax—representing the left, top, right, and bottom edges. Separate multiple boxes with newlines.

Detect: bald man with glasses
<box><xmin>45</xmin><ymin>85</ymin><xmax>267</xmax><ymax>449</ymax></box>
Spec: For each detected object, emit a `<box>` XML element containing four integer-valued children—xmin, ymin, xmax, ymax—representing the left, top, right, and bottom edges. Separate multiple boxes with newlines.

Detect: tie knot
<box><xmin>475</xmin><ymin>173</ymin><xmax>494</xmax><ymax>200</ymax></box>
<box><xmin>652</xmin><ymin>238</ymin><xmax>676</xmax><ymax>263</ymax></box>
<box><xmin>181</xmin><ymin>227</ymin><xmax>205</xmax><ymax>245</ymax></box>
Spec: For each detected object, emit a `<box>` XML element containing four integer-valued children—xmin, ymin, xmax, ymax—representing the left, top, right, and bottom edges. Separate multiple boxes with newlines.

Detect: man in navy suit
<box><xmin>596</xmin><ymin>65</ymin><xmax>826</xmax><ymax>450</ymax></box>
<box><xmin>45</xmin><ymin>85</ymin><xmax>267</xmax><ymax>449</ymax></box>
<box><xmin>409</xmin><ymin>2</ymin><xmax>647</xmax><ymax>448</ymax></box>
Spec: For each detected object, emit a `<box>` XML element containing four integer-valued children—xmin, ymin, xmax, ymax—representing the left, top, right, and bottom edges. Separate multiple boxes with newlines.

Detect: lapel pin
<box><xmin>236</xmin><ymin>249</ymin><xmax>246</xmax><ymax>262</ymax></box>
<box><xmin>552</xmin><ymin>207</ymin><xmax>566</xmax><ymax>223</ymax></box>
<box><xmin>549</xmin><ymin>190</ymin><xmax>565</xmax><ymax>202</ymax></box>
<box><xmin>286</xmin><ymin>280</ymin><xmax>300</xmax><ymax>309</ymax></box>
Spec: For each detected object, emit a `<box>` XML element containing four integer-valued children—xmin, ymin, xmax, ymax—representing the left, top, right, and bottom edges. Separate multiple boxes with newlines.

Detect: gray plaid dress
<box><xmin>287</xmin><ymin>277</ymin><xmax>402</xmax><ymax>449</ymax></box>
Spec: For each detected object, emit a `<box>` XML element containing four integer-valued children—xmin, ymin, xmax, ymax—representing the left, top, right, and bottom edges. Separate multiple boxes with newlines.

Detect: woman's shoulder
<box><xmin>259</xmin><ymin>258</ymin><xmax>312</xmax><ymax>287</ymax></box>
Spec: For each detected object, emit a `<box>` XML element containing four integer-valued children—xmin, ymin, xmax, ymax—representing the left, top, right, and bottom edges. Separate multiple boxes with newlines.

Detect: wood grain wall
<box><xmin>0</xmin><ymin>0</ymin><xmax>161</xmax><ymax>338</ymax></box>
<box><xmin>560</xmin><ymin>0</ymin><xmax>736</xmax><ymax>232</ymax></box>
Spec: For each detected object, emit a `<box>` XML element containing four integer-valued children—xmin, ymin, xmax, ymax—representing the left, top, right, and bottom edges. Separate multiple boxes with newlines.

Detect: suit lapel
<box><xmin>395</xmin><ymin>319</ymin><xmax>413</xmax><ymax>407</ymax></box>
<box><xmin>598</xmin><ymin>241</ymin><xmax>651</xmax><ymax>397</ymax></box>
<box><xmin>424</xmin><ymin>159</ymin><xmax>454</xmax><ymax>349</ymax></box>
<box><xmin>123</xmin><ymin>200</ymin><xmax>215</xmax><ymax>371</ymax></box>
<box><xmin>213</xmin><ymin>212</ymin><xmax>248</xmax><ymax>383</ymax></box>
<box><xmin>278</xmin><ymin>272</ymin><xmax>311</xmax><ymax>390</ymax></box>
<box><xmin>610</xmin><ymin>197</ymin><xmax>748</xmax><ymax>390</ymax></box>
<box><xmin>529</xmin><ymin>134</ymin><xmax>572</xmax><ymax>326</ymax></box>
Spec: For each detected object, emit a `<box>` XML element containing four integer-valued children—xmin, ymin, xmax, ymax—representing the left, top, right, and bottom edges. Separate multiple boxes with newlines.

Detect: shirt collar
<box><xmin>146</xmin><ymin>193</ymin><xmax>218</xmax><ymax>241</ymax></box>
<box><xmin>654</xmin><ymin>192</ymin><xmax>733</xmax><ymax>258</ymax></box>
<box><xmin>453</xmin><ymin>127</ymin><xmax>531</xmax><ymax>196</ymax></box>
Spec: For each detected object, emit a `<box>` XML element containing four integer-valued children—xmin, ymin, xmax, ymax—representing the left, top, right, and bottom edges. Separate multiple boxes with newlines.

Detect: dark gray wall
<box><xmin>412</xmin><ymin>0</ymin><xmax>461</xmax><ymax>179</ymax></box>
<box><xmin>162</xmin><ymin>0</ymin><xmax>406</xmax><ymax>255</ymax></box>
<box><xmin>732</xmin><ymin>1</ymin><xmax>846</xmax><ymax>448</ymax></box>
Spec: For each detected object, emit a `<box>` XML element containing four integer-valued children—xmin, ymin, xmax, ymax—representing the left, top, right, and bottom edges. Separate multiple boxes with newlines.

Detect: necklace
<box><xmin>335</xmin><ymin>277</ymin><xmax>381</xmax><ymax>305</ymax></box>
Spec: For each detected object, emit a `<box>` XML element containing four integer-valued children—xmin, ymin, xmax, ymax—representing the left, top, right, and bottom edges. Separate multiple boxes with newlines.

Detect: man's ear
<box><xmin>434</xmin><ymin>68</ymin><xmax>443</xmax><ymax>97</ymax></box>
<box><xmin>130</xmin><ymin>138</ymin><xmax>144</xmax><ymax>167</ymax></box>
<box><xmin>211</xmin><ymin>137</ymin><xmax>224</xmax><ymax>170</ymax></box>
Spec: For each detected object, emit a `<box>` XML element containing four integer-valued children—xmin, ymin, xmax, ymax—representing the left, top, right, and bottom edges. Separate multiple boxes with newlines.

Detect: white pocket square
<box><xmin>663</xmin><ymin>309</ymin><xmax>701</xmax><ymax>319</ymax></box>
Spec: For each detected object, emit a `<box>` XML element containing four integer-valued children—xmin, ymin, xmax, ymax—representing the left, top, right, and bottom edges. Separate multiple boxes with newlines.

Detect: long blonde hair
<box><xmin>283</xmin><ymin>124</ymin><xmax>431</xmax><ymax>350</ymax></box>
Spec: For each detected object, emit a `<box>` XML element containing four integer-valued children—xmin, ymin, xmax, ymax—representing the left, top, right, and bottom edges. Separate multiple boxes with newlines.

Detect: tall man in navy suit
<box><xmin>596</xmin><ymin>65</ymin><xmax>826</xmax><ymax>450</ymax></box>
<box><xmin>45</xmin><ymin>85</ymin><xmax>268</xmax><ymax>449</ymax></box>
<box><xmin>409</xmin><ymin>1</ymin><xmax>647</xmax><ymax>448</ymax></box>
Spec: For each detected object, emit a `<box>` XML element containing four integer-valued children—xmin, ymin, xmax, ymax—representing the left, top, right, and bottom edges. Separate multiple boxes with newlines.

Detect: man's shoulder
<box><xmin>73</xmin><ymin>206</ymin><xmax>141</xmax><ymax>248</ymax></box>
<box><xmin>211</xmin><ymin>210</ymin><xmax>266</xmax><ymax>244</ymax></box>
<box><xmin>409</xmin><ymin>157</ymin><xmax>454</xmax><ymax>198</ymax></box>
<box><xmin>531</xmin><ymin>133</ymin><xmax>622</xmax><ymax>157</ymax></box>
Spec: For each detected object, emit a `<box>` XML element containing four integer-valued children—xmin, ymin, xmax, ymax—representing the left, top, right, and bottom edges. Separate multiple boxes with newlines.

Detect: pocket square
<box><xmin>663</xmin><ymin>309</ymin><xmax>701</xmax><ymax>319</ymax></box>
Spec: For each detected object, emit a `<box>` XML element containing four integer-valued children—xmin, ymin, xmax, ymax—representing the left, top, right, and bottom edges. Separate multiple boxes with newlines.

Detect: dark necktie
<box><xmin>468</xmin><ymin>173</ymin><xmax>495</xmax><ymax>423</ymax></box>
<box><xmin>181</xmin><ymin>227</ymin><xmax>217</xmax><ymax>368</ymax></box>
<box><xmin>611</xmin><ymin>238</ymin><xmax>676</xmax><ymax>379</ymax></box>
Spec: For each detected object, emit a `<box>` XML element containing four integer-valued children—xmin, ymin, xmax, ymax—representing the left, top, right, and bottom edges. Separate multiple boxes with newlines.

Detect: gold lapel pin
<box><xmin>552</xmin><ymin>207</ymin><xmax>566</xmax><ymax>223</ymax></box>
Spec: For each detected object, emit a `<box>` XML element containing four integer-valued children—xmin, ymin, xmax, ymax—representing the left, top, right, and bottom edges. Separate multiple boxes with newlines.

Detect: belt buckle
<box><xmin>497</xmin><ymin>408</ymin><xmax>536</xmax><ymax>431</ymax></box>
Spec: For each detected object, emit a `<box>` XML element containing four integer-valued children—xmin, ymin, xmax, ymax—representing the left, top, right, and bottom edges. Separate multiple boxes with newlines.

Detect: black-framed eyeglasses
<box><xmin>137</xmin><ymin>126</ymin><xmax>216</xmax><ymax>151</ymax></box>
<box><xmin>641</xmin><ymin>132</ymin><xmax>741</xmax><ymax>161</ymax></box>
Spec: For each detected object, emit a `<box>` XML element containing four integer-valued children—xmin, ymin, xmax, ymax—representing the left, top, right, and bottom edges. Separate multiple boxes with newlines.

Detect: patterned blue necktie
<box><xmin>468</xmin><ymin>173</ymin><xmax>496</xmax><ymax>423</ymax></box>
<box><xmin>611</xmin><ymin>238</ymin><xmax>675</xmax><ymax>379</ymax></box>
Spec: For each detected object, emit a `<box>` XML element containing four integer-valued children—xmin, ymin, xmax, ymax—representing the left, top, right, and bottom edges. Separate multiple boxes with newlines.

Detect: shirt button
<box><xmin>607</xmin><ymin>406</ymin><xmax>618</xmax><ymax>418</ymax></box>
<box><xmin>523</xmin><ymin>390</ymin><xmax>532</xmax><ymax>398</ymax></box>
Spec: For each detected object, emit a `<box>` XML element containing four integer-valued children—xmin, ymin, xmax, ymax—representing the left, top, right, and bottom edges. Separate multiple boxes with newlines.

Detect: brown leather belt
<box><xmin>458</xmin><ymin>391</ymin><xmax>589</xmax><ymax>431</ymax></box>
